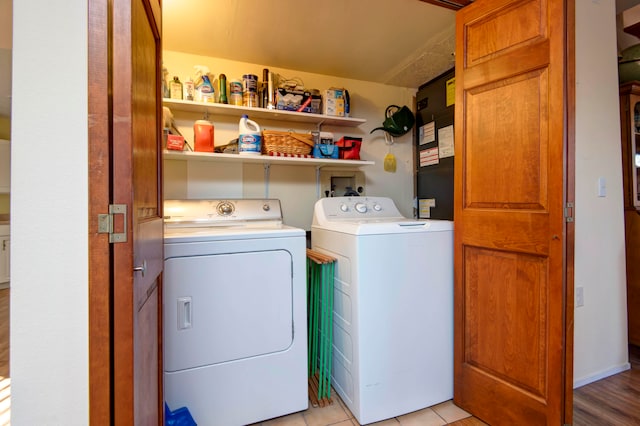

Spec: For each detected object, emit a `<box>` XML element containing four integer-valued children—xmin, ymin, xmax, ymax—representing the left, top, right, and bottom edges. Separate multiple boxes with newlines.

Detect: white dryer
<box><xmin>163</xmin><ymin>199</ymin><xmax>307</xmax><ymax>426</ymax></box>
<box><xmin>311</xmin><ymin>196</ymin><xmax>453</xmax><ymax>425</ymax></box>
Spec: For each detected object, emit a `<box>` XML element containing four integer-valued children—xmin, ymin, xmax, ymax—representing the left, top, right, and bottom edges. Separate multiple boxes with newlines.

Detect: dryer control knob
<box><xmin>262</xmin><ymin>203</ymin><xmax>270</xmax><ymax>211</ymax></box>
<box><xmin>355</xmin><ymin>202</ymin><xmax>367</xmax><ymax>213</ymax></box>
<box><xmin>373</xmin><ymin>204</ymin><xmax>382</xmax><ymax>211</ymax></box>
<box><xmin>217</xmin><ymin>201</ymin><xmax>234</xmax><ymax>216</ymax></box>
<box><xmin>340</xmin><ymin>203</ymin><xmax>349</xmax><ymax>212</ymax></box>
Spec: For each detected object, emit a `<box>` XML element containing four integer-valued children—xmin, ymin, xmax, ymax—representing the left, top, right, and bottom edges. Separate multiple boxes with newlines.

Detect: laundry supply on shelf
<box><xmin>194</xmin><ymin>65</ymin><xmax>215</xmax><ymax>103</ymax></box>
<box><xmin>183</xmin><ymin>77</ymin><xmax>194</xmax><ymax>101</ymax></box>
<box><xmin>194</xmin><ymin>119</ymin><xmax>214</xmax><ymax>152</ymax></box>
<box><xmin>238</xmin><ymin>115</ymin><xmax>262</xmax><ymax>155</ymax></box>
<box><xmin>229</xmin><ymin>79</ymin><xmax>243</xmax><ymax>105</ymax></box>
<box><xmin>242</xmin><ymin>74</ymin><xmax>259</xmax><ymax>107</ymax></box>
<box><xmin>218</xmin><ymin>73</ymin><xmax>228</xmax><ymax>104</ymax></box>
<box><xmin>170</xmin><ymin>76</ymin><xmax>183</xmax><ymax>100</ymax></box>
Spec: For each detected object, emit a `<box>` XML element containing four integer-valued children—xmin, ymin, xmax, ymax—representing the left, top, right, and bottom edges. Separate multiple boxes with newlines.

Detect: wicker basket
<box><xmin>262</xmin><ymin>130</ymin><xmax>314</xmax><ymax>155</ymax></box>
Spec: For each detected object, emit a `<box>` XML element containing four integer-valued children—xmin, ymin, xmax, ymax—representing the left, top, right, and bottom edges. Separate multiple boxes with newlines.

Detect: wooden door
<box><xmin>88</xmin><ymin>0</ymin><xmax>164</xmax><ymax>424</ymax></box>
<box><xmin>453</xmin><ymin>0</ymin><xmax>573</xmax><ymax>424</ymax></box>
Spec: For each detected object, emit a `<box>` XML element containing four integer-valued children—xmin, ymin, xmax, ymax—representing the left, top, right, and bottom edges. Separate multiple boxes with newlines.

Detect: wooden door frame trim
<box><xmin>564</xmin><ymin>0</ymin><xmax>576</xmax><ymax>423</ymax></box>
<box><xmin>88</xmin><ymin>0</ymin><xmax>112</xmax><ymax>423</ymax></box>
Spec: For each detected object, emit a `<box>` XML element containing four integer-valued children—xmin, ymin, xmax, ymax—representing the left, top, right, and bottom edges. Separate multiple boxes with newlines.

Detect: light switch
<box><xmin>597</xmin><ymin>177</ymin><xmax>606</xmax><ymax>197</ymax></box>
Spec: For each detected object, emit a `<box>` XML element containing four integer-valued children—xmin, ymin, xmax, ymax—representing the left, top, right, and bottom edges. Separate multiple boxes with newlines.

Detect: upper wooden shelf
<box><xmin>163</xmin><ymin>99</ymin><xmax>366</xmax><ymax>128</ymax></box>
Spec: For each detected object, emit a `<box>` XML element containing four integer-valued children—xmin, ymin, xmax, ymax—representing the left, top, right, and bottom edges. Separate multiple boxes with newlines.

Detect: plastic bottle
<box><xmin>193</xmin><ymin>120</ymin><xmax>214</xmax><ymax>152</ymax></box>
<box><xmin>183</xmin><ymin>77</ymin><xmax>195</xmax><ymax>101</ymax></box>
<box><xmin>170</xmin><ymin>76</ymin><xmax>183</xmax><ymax>100</ymax></box>
<box><xmin>218</xmin><ymin>74</ymin><xmax>228</xmax><ymax>104</ymax></box>
<box><xmin>162</xmin><ymin>63</ymin><xmax>170</xmax><ymax>98</ymax></box>
<box><xmin>238</xmin><ymin>115</ymin><xmax>262</xmax><ymax>155</ymax></box>
<box><xmin>194</xmin><ymin>65</ymin><xmax>215</xmax><ymax>103</ymax></box>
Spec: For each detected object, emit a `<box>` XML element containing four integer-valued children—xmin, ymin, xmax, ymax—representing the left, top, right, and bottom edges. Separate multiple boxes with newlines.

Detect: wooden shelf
<box><xmin>163</xmin><ymin>150</ymin><xmax>374</xmax><ymax>168</ymax></box>
<box><xmin>163</xmin><ymin>99</ymin><xmax>366</xmax><ymax>128</ymax></box>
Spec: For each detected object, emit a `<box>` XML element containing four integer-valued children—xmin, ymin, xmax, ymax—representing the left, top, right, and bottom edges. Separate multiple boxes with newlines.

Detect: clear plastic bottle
<box><xmin>238</xmin><ymin>115</ymin><xmax>262</xmax><ymax>155</ymax></box>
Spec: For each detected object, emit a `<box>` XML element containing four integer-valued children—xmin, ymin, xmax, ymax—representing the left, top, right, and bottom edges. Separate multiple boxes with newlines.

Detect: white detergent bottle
<box><xmin>238</xmin><ymin>115</ymin><xmax>262</xmax><ymax>155</ymax></box>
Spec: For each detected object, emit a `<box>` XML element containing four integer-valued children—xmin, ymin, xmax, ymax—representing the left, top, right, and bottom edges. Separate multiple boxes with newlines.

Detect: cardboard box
<box><xmin>275</xmin><ymin>88</ymin><xmax>321</xmax><ymax>113</ymax></box>
<box><xmin>323</xmin><ymin>89</ymin><xmax>345</xmax><ymax>117</ymax></box>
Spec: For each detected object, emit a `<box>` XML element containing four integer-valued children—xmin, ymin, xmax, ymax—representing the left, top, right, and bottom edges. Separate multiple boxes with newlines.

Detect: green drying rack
<box><xmin>306</xmin><ymin>248</ymin><xmax>336</xmax><ymax>407</ymax></box>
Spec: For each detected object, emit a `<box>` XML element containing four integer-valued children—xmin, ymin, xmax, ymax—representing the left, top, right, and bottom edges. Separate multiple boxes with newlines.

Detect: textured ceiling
<box><xmin>162</xmin><ymin>0</ymin><xmax>457</xmax><ymax>89</ymax></box>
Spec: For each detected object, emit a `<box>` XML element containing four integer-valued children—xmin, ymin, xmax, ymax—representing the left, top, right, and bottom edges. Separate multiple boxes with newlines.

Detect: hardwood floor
<box><xmin>0</xmin><ymin>288</ymin><xmax>9</xmax><ymax>425</ymax></box>
<box><xmin>573</xmin><ymin>345</ymin><xmax>640</xmax><ymax>425</ymax></box>
<box><xmin>0</xmin><ymin>289</ymin><xmax>638</xmax><ymax>425</ymax></box>
<box><xmin>0</xmin><ymin>289</ymin><xmax>7</xmax><ymax>378</ymax></box>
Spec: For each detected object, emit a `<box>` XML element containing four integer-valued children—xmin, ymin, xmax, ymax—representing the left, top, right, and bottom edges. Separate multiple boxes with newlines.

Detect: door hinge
<box><xmin>565</xmin><ymin>202</ymin><xmax>574</xmax><ymax>223</ymax></box>
<box><xmin>98</xmin><ymin>204</ymin><xmax>128</xmax><ymax>243</ymax></box>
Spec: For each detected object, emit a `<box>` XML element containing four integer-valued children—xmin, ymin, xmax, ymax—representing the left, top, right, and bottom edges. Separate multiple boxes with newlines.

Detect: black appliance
<box><xmin>415</xmin><ymin>68</ymin><xmax>455</xmax><ymax>220</ymax></box>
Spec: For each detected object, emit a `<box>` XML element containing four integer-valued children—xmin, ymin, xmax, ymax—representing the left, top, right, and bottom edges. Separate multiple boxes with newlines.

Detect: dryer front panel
<box><xmin>164</xmin><ymin>249</ymin><xmax>294</xmax><ymax>372</ymax></box>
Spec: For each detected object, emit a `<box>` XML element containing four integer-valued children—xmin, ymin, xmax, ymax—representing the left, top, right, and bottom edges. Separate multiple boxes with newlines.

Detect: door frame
<box><xmin>564</xmin><ymin>0</ymin><xmax>576</xmax><ymax>419</ymax></box>
<box><xmin>87</xmin><ymin>0</ymin><xmax>164</xmax><ymax>423</ymax></box>
<box><xmin>88</xmin><ymin>0</ymin><xmax>112</xmax><ymax>422</ymax></box>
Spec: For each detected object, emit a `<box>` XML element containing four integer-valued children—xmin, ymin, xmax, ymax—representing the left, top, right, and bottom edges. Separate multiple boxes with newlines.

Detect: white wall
<box><xmin>163</xmin><ymin>51</ymin><xmax>418</xmax><ymax>230</ymax></box>
<box><xmin>11</xmin><ymin>0</ymin><xmax>89</xmax><ymax>423</ymax></box>
<box><xmin>573</xmin><ymin>0</ymin><xmax>630</xmax><ymax>387</ymax></box>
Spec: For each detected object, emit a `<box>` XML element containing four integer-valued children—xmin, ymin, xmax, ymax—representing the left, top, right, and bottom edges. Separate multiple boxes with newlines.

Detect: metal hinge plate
<box><xmin>98</xmin><ymin>204</ymin><xmax>127</xmax><ymax>243</ymax></box>
<box><xmin>565</xmin><ymin>202</ymin><xmax>574</xmax><ymax>223</ymax></box>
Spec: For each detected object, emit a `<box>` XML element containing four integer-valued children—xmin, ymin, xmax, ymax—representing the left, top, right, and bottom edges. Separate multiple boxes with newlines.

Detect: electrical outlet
<box><xmin>576</xmin><ymin>286</ymin><xmax>584</xmax><ymax>307</ymax></box>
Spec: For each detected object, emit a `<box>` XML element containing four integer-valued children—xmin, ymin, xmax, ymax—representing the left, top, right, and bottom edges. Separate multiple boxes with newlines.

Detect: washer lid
<box><xmin>312</xmin><ymin>218</ymin><xmax>453</xmax><ymax>235</ymax></box>
<box><xmin>312</xmin><ymin>196</ymin><xmax>452</xmax><ymax>235</ymax></box>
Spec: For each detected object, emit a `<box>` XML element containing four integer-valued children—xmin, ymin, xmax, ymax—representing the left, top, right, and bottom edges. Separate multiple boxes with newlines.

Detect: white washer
<box><xmin>163</xmin><ymin>199</ymin><xmax>307</xmax><ymax>426</ymax></box>
<box><xmin>311</xmin><ymin>196</ymin><xmax>453</xmax><ymax>425</ymax></box>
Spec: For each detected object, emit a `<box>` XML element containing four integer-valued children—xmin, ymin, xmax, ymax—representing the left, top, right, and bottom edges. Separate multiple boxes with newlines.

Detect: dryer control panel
<box><xmin>164</xmin><ymin>199</ymin><xmax>283</xmax><ymax>225</ymax></box>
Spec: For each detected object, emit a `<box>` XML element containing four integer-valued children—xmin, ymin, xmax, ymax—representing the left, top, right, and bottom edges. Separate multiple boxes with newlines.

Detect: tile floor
<box><xmin>250</xmin><ymin>392</ymin><xmax>487</xmax><ymax>426</ymax></box>
<box><xmin>0</xmin><ymin>287</ymin><xmax>486</xmax><ymax>426</ymax></box>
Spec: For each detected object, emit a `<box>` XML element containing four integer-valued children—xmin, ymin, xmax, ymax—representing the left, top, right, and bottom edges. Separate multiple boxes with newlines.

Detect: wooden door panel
<box><xmin>465</xmin><ymin>0</ymin><xmax>546</xmax><ymax>66</ymax></box>
<box><xmin>464</xmin><ymin>246</ymin><xmax>547</xmax><ymax>394</ymax></box>
<box><xmin>465</xmin><ymin>70</ymin><xmax>548</xmax><ymax>210</ymax></box>
<box><xmin>135</xmin><ymin>282</ymin><xmax>160</xmax><ymax>425</ymax></box>
<box><xmin>454</xmin><ymin>0</ymin><xmax>569</xmax><ymax>424</ymax></box>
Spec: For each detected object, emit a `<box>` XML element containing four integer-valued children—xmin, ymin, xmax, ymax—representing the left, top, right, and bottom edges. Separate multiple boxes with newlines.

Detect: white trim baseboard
<box><xmin>573</xmin><ymin>362</ymin><xmax>632</xmax><ymax>389</ymax></box>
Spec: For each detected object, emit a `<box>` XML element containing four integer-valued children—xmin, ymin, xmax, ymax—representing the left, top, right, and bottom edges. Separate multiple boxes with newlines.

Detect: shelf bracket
<box><xmin>317</xmin><ymin>120</ymin><xmax>325</xmax><ymax>132</ymax></box>
<box><xmin>264</xmin><ymin>163</ymin><xmax>271</xmax><ymax>198</ymax></box>
<box><xmin>316</xmin><ymin>166</ymin><xmax>322</xmax><ymax>199</ymax></box>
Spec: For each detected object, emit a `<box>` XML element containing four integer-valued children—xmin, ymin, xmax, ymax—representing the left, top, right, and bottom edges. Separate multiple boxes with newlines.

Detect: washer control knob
<box><xmin>262</xmin><ymin>203</ymin><xmax>270</xmax><ymax>211</ymax></box>
<box><xmin>355</xmin><ymin>202</ymin><xmax>367</xmax><ymax>213</ymax></box>
<box><xmin>340</xmin><ymin>203</ymin><xmax>349</xmax><ymax>212</ymax></box>
<box><xmin>373</xmin><ymin>203</ymin><xmax>382</xmax><ymax>211</ymax></box>
<box><xmin>217</xmin><ymin>201</ymin><xmax>234</xmax><ymax>216</ymax></box>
